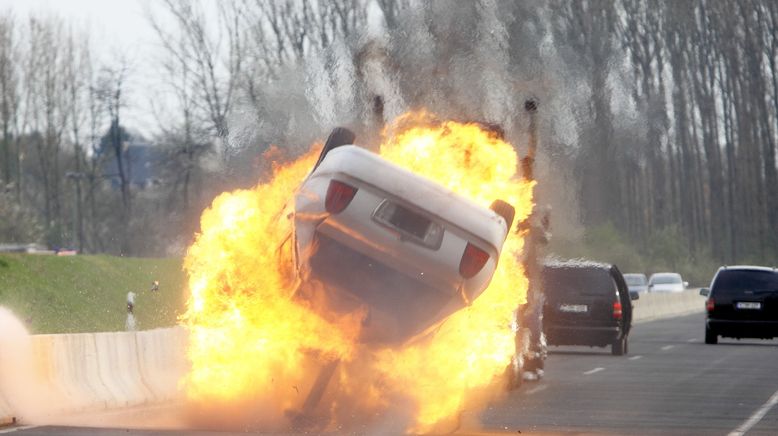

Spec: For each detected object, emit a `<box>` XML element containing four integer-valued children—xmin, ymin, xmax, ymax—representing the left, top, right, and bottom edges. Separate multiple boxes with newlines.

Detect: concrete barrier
<box><xmin>0</xmin><ymin>291</ymin><xmax>707</xmax><ymax>427</ymax></box>
<box><xmin>0</xmin><ymin>327</ymin><xmax>187</xmax><ymax>424</ymax></box>
<box><xmin>0</xmin><ymin>391</ymin><xmax>15</xmax><ymax>427</ymax></box>
<box><xmin>632</xmin><ymin>288</ymin><xmax>706</xmax><ymax>324</ymax></box>
<box><xmin>136</xmin><ymin>327</ymin><xmax>187</xmax><ymax>403</ymax></box>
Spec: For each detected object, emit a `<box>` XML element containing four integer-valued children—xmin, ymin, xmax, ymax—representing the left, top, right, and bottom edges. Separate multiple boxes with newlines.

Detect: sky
<box><xmin>0</xmin><ymin>0</ymin><xmax>149</xmax><ymax>44</ymax></box>
<box><xmin>0</xmin><ymin>0</ymin><xmax>167</xmax><ymax>134</ymax></box>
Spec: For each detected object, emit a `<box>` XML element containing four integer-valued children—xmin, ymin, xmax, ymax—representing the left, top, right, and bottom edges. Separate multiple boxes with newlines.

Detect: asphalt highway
<box><xmin>4</xmin><ymin>312</ymin><xmax>777</xmax><ymax>435</ymax></box>
<box><xmin>481</xmin><ymin>312</ymin><xmax>778</xmax><ymax>435</ymax></box>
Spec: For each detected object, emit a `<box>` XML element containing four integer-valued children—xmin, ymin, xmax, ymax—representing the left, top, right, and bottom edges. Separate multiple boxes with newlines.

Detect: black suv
<box><xmin>542</xmin><ymin>261</ymin><xmax>635</xmax><ymax>355</ymax></box>
<box><xmin>700</xmin><ymin>266</ymin><xmax>778</xmax><ymax>344</ymax></box>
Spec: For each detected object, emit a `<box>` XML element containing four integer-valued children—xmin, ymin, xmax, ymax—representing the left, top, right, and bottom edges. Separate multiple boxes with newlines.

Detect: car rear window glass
<box><xmin>712</xmin><ymin>270</ymin><xmax>778</xmax><ymax>295</ymax></box>
<box><xmin>542</xmin><ymin>267</ymin><xmax>617</xmax><ymax>297</ymax></box>
<box><xmin>624</xmin><ymin>275</ymin><xmax>646</xmax><ymax>286</ymax></box>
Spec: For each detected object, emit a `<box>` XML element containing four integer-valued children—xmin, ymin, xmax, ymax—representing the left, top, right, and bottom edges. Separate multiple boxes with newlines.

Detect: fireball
<box><xmin>181</xmin><ymin>111</ymin><xmax>535</xmax><ymax>432</ymax></box>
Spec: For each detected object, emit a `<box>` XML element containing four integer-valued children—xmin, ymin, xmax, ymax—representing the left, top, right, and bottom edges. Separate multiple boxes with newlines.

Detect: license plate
<box><xmin>372</xmin><ymin>200</ymin><xmax>443</xmax><ymax>249</ymax></box>
<box><xmin>736</xmin><ymin>302</ymin><xmax>762</xmax><ymax>310</ymax></box>
<box><xmin>560</xmin><ymin>304</ymin><xmax>588</xmax><ymax>313</ymax></box>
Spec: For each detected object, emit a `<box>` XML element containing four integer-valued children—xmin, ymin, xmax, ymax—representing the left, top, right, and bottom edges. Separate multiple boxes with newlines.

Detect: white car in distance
<box><xmin>647</xmin><ymin>272</ymin><xmax>688</xmax><ymax>293</ymax></box>
<box><xmin>623</xmin><ymin>273</ymin><xmax>648</xmax><ymax>294</ymax></box>
<box><xmin>293</xmin><ymin>127</ymin><xmax>516</xmax><ymax>344</ymax></box>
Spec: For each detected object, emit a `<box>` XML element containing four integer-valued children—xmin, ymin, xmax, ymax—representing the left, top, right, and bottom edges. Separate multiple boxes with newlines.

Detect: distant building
<box><xmin>101</xmin><ymin>137</ymin><xmax>165</xmax><ymax>189</ymax></box>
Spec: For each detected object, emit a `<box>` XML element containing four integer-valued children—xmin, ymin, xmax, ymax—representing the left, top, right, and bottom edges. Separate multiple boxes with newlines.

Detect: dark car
<box><xmin>700</xmin><ymin>266</ymin><xmax>778</xmax><ymax>344</ymax></box>
<box><xmin>542</xmin><ymin>260</ymin><xmax>636</xmax><ymax>355</ymax></box>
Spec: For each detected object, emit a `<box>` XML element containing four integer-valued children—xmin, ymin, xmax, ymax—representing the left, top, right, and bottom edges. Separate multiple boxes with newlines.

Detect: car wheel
<box><xmin>705</xmin><ymin>326</ymin><xmax>718</xmax><ymax>344</ymax></box>
<box><xmin>611</xmin><ymin>337</ymin><xmax>625</xmax><ymax>356</ymax></box>
<box><xmin>313</xmin><ymin>127</ymin><xmax>356</xmax><ymax>170</ymax></box>
<box><xmin>490</xmin><ymin>199</ymin><xmax>516</xmax><ymax>231</ymax></box>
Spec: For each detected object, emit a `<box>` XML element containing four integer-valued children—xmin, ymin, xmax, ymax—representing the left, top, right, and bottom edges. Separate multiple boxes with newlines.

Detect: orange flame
<box><xmin>181</xmin><ymin>111</ymin><xmax>535</xmax><ymax>432</ymax></box>
<box><xmin>181</xmin><ymin>147</ymin><xmax>363</xmax><ymax>407</ymax></box>
<box><xmin>373</xmin><ymin>112</ymin><xmax>534</xmax><ymax>431</ymax></box>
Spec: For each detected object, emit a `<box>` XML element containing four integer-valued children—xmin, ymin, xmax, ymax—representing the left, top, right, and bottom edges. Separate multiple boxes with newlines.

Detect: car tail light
<box><xmin>706</xmin><ymin>298</ymin><xmax>715</xmax><ymax>312</ymax></box>
<box><xmin>459</xmin><ymin>242</ymin><xmax>490</xmax><ymax>279</ymax></box>
<box><xmin>613</xmin><ymin>301</ymin><xmax>623</xmax><ymax>320</ymax></box>
<box><xmin>325</xmin><ymin>180</ymin><xmax>357</xmax><ymax>214</ymax></box>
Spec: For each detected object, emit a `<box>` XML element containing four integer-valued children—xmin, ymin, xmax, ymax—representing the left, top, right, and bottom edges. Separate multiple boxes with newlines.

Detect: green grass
<box><xmin>0</xmin><ymin>254</ymin><xmax>186</xmax><ymax>334</ymax></box>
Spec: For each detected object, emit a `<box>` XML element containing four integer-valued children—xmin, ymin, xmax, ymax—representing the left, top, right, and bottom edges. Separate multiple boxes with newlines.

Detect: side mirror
<box><xmin>629</xmin><ymin>291</ymin><xmax>640</xmax><ymax>301</ymax></box>
<box><xmin>699</xmin><ymin>288</ymin><xmax>710</xmax><ymax>297</ymax></box>
<box><xmin>683</xmin><ymin>281</ymin><xmax>689</xmax><ymax>288</ymax></box>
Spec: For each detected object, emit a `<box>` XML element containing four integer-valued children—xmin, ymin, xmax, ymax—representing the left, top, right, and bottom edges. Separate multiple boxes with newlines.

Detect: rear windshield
<box><xmin>542</xmin><ymin>267</ymin><xmax>617</xmax><ymax>297</ymax></box>
<box><xmin>624</xmin><ymin>274</ymin><xmax>646</xmax><ymax>286</ymax></box>
<box><xmin>650</xmin><ymin>274</ymin><xmax>681</xmax><ymax>285</ymax></box>
<box><xmin>711</xmin><ymin>270</ymin><xmax>778</xmax><ymax>295</ymax></box>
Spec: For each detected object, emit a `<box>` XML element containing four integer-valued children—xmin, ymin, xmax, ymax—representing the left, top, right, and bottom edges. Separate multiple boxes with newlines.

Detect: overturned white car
<box><xmin>293</xmin><ymin>128</ymin><xmax>516</xmax><ymax>344</ymax></box>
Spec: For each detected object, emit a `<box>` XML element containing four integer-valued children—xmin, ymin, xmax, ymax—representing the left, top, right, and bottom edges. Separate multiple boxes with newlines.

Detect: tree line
<box><xmin>0</xmin><ymin>0</ymin><xmax>775</xmax><ymax>267</ymax></box>
<box><xmin>553</xmin><ymin>0</ymin><xmax>778</xmax><ymax>266</ymax></box>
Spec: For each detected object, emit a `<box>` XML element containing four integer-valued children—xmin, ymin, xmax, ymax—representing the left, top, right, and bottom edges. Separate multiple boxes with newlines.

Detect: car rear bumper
<box><xmin>545</xmin><ymin>325</ymin><xmax>622</xmax><ymax>347</ymax></box>
<box><xmin>707</xmin><ymin>318</ymin><xmax>778</xmax><ymax>339</ymax></box>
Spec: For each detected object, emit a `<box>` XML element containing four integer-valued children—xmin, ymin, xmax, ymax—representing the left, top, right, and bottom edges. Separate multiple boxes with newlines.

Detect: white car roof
<box><xmin>313</xmin><ymin>145</ymin><xmax>508</xmax><ymax>250</ymax></box>
<box><xmin>542</xmin><ymin>257</ymin><xmax>612</xmax><ymax>270</ymax></box>
<box><xmin>719</xmin><ymin>265</ymin><xmax>777</xmax><ymax>272</ymax></box>
<box><xmin>650</xmin><ymin>272</ymin><xmax>681</xmax><ymax>278</ymax></box>
<box><xmin>649</xmin><ymin>273</ymin><xmax>683</xmax><ymax>284</ymax></box>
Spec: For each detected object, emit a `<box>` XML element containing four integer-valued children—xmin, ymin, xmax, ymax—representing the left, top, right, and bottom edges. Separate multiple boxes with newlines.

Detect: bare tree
<box><xmin>149</xmin><ymin>0</ymin><xmax>245</xmax><ymax>161</ymax></box>
<box><xmin>0</xmin><ymin>13</ymin><xmax>18</xmax><ymax>190</ymax></box>
<box><xmin>375</xmin><ymin>0</ymin><xmax>409</xmax><ymax>31</ymax></box>
<box><xmin>153</xmin><ymin>26</ymin><xmax>210</xmax><ymax>213</ymax></box>
<box><xmin>551</xmin><ymin>0</ymin><xmax>621</xmax><ymax>227</ymax></box>
<box><xmin>83</xmin><ymin>46</ymin><xmax>107</xmax><ymax>253</ymax></box>
<box><xmin>22</xmin><ymin>16</ymin><xmax>70</xmax><ymax>246</ymax></box>
<box><xmin>96</xmin><ymin>57</ymin><xmax>131</xmax><ymax>253</ymax></box>
<box><xmin>62</xmin><ymin>29</ymin><xmax>93</xmax><ymax>252</ymax></box>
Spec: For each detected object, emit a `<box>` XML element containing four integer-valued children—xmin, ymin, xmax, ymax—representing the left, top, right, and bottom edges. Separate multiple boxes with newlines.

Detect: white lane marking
<box><xmin>728</xmin><ymin>387</ymin><xmax>778</xmax><ymax>436</ymax></box>
<box><xmin>583</xmin><ymin>367</ymin><xmax>604</xmax><ymax>375</ymax></box>
<box><xmin>661</xmin><ymin>345</ymin><xmax>675</xmax><ymax>351</ymax></box>
<box><xmin>628</xmin><ymin>355</ymin><xmax>643</xmax><ymax>361</ymax></box>
<box><xmin>0</xmin><ymin>426</ymin><xmax>38</xmax><ymax>434</ymax></box>
<box><xmin>526</xmin><ymin>384</ymin><xmax>548</xmax><ymax>395</ymax></box>
<box><xmin>687</xmin><ymin>338</ymin><xmax>697</xmax><ymax>343</ymax></box>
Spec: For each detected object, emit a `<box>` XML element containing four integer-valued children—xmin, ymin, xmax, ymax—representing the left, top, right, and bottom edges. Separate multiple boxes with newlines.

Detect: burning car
<box><xmin>181</xmin><ymin>115</ymin><xmax>534</xmax><ymax>432</ymax></box>
<box><xmin>293</xmin><ymin>127</ymin><xmax>516</xmax><ymax>344</ymax></box>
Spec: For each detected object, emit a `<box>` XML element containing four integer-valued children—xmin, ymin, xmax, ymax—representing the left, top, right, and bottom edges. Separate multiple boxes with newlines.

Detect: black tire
<box><xmin>611</xmin><ymin>337</ymin><xmax>625</xmax><ymax>356</ymax></box>
<box><xmin>490</xmin><ymin>199</ymin><xmax>515</xmax><ymax>231</ymax></box>
<box><xmin>705</xmin><ymin>326</ymin><xmax>718</xmax><ymax>344</ymax></box>
<box><xmin>313</xmin><ymin>127</ymin><xmax>356</xmax><ymax>170</ymax></box>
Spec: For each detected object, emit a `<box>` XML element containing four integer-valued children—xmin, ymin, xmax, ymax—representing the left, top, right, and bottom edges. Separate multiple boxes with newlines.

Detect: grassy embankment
<box><xmin>0</xmin><ymin>254</ymin><xmax>186</xmax><ymax>334</ymax></box>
